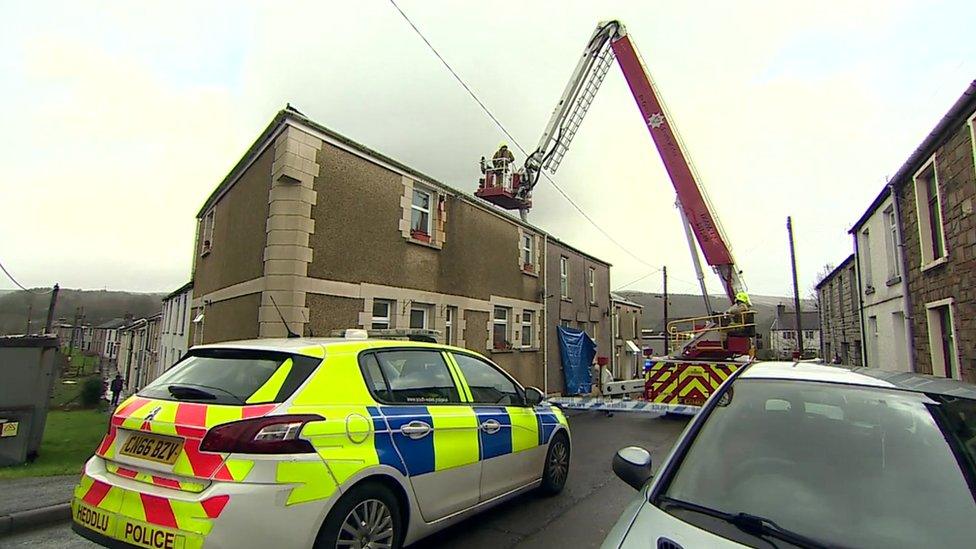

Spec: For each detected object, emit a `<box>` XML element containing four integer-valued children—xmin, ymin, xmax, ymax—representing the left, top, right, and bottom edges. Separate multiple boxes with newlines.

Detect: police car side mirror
<box><xmin>524</xmin><ymin>386</ymin><xmax>544</xmax><ymax>406</ymax></box>
<box><xmin>613</xmin><ymin>446</ymin><xmax>653</xmax><ymax>490</ymax></box>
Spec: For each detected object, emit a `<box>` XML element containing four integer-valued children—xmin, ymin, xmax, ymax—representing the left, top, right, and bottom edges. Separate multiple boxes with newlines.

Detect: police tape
<box><xmin>546</xmin><ymin>397</ymin><xmax>699</xmax><ymax>416</ymax></box>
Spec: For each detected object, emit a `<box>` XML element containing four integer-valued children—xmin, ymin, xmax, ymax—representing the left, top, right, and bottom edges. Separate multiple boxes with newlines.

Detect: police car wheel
<box><xmin>539</xmin><ymin>432</ymin><xmax>570</xmax><ymax>495</ymax></box>
<box><xmin>316</xmin><ymin>482</ymin><xmax>403</xmax><ymax>549</ymax></box>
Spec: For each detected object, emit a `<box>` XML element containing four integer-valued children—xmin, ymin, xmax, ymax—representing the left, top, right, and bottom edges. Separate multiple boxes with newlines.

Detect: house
<box><xmin>849</xmin><ymin>183</ymin><xmax>912</xmax><ymax>372</ymax></box>
<box><xmin>886</xmin><ymin>80</ymin><xmax>976</xmax><ymax>381</ymax></box>
<box><xmin>611</xmin><ymin>293</ymin><xmax>643</xmax><ymax>380</ymax></box>
<box><xmin>117</xmin><ymin>313</ymin><xmax>162</xmax><ymax>391</ymax></box>
<box><xmin>815</xmin><ymin>255</ymin><xmax>863</xmax><ymax>365</ymax></box>
<box><xmin>158</xmin><ymin>282</ymin><xmax>192</xmax><ymax>375</ymax></box>
<box><xmin>768</xmin><ymin>304</ymin><xmax>821</xmax><ymax>359</ymax></box>
<box><xmin>92</xmin><ymin>317</ymin><xmax>130</xmax><ymax>363</ymax></box>
<box><xmin>187</xmin><ymin>106</ymin><xmax>611</xmax><ymax>394</ymax></box>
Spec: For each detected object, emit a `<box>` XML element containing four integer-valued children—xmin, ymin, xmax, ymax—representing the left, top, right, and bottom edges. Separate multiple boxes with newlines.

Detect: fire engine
<box><xmin>474</xmin><ymin>20</ymin><xmax>756</xmax><ymax>415</ymax></box>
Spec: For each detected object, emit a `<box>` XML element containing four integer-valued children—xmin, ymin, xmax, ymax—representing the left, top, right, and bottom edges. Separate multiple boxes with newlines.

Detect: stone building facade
<box><xmin>610</xmin><ymin>293</ymin><xmax>643</xmax><ymax>380</ymax></box>
<box><xmin>890</xmin><ymin>82</ymin><xmax>976</xmax><ymax>381</ymax></box>
<box><xmin>188</xmin><ymin>107</ymin><xmax>611</xmax><ymax>393</ymax></box>
<box><xmin>816</xmin><ymin>254</ymin><xmax>863</xmax><ymax>366</ymax></box>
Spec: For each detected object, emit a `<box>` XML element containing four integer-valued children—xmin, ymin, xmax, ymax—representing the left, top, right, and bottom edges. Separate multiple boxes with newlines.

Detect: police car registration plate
<box><xmin>120</xmin><ymin>432</ymin><xmax>184</xmax><ymax>465</ymax></box>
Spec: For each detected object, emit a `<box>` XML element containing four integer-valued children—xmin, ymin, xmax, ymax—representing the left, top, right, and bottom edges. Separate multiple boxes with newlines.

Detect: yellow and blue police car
<box><xmin>71</xmin><ymin>330</ymin><xmax>571</xmax><ymax>549</ymax></box>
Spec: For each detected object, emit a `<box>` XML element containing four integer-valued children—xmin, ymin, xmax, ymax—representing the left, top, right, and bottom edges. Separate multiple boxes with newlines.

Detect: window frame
<box><xmin>200</xmin><ymin>208</ymin><xmax>215</xmax><ymax>256</ymax></box>
<box><xmin>588</xmin><ymin>267</ymin><xmax>596</xmax><ymax>304</ymax></box>
<box><xmin>884</xmin><ymin>206</ymin><xmax>900</xmax><ymax>281</ymax></box>
<box><xmin>913</xmin><ymin>157</ymin><xmax>948</xmax><ymax>269</ymax></box>
<box><xmin>443</xmin><ymin>306</ymin><xmax>455</xmax><ymax>346</ymax></box>
<box><xmin>492</xmin><ymin>306</ymin><xmax>511</xmax><ymax>350</ymax></box>
<box><xmin>521</xmin><ymin>310</ymin><xmax>534</xmax><ymax>349</ymax></box>
<box><xmin>409</xmin><ymin>304</ymin><xmax>429</xmax><ymax>330</ymax></box>
<box><xmin>410</xmin><ymin>188</ymin><xmax>433</xmax><ymax>237</ymax></box>
<box><xmin>860</xmin><ymin>228</ymin><xmax>873</xmax><ymax>290</ymax></box>
<box><xmin>450</xmin><ymin>350</ymin><xmax>526</xmax><ymax>406</ymax></box>
<box><xmin>521</xmin><ymin>233</ymin><xmax>535</xmax><ymax>270</ymax></box>
<box><xmin>560</xmin><ymin>256</ymin><xmax>569</xmax><ymax>299</ymax></box>
<box><xmin>925</xmin><ymin>299</ymin><xmax>960</xmax><ymax>380</ymax></box>
<box><xmin>357</xmin><ymin>347</ymin><xmax>464</xmax><ymax>406</ymax></box>
<box><xmin>371</xmin><ymin>300</ymin><xmax>393</xmax><ymax>330</ymax></box>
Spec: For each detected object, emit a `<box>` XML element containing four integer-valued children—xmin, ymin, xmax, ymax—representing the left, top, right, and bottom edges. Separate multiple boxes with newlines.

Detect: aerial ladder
<box><xmin>474</xmin><ymin>20</ymin><xmax>756</xmax><ymax>414</ymax></box>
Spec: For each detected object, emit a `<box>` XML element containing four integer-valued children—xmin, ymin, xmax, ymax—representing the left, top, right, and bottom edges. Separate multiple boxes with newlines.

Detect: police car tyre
<box><xmin>315</xmin><ymin>481</ymin><xmax>404</xmax><ymax>549</ymax></box>
<box><xmin>539</xmin><ymin>432</ymin><xmax>570</xmax><ymax>495</ymax></box>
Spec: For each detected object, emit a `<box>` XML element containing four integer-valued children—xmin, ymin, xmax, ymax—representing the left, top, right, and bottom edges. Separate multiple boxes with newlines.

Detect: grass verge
<box><xmin>0</xmin><ymin>410</ymin><xmax>107</xmax><ymax>479</ymax></box>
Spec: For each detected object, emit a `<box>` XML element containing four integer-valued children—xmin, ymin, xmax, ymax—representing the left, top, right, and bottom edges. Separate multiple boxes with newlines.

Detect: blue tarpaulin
<box><xmin>557</xmin><ymin>326</ymin><xmax>597</xmax><ymax>395</ymax></box>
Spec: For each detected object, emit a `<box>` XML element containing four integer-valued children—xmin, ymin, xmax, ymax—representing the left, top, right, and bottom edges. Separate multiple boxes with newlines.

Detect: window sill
<box><xmin>490</xmin><ymin>348</ymin><xmax>515</xmax><ymax>354</ymax></box>
<box><xmin>519</xmin><ymin>346</ymin><xmax>540</xmax><ymax>352</ymax></box>
<box><xmin>864</xmin><ymin>286</ymin><xmax>875</xmax><ymax>295</ymax></box>
<box><xmin>406</xmin><ymin>237</ymin><xmax>442</xmax><ymax>250</ymax></box>
<box><xmin>885</xmin><ymin>276</ymin><xmax>902</xmax><ymax>287</ymax></box>
<box><xmin>921</xmin><ymin>256</ymin><xmax>948</xmax><ymax>272</ymax></box>
<box><xmin>561</xmin><ymin>297</ymin><xmax>572</xmax><ymax>303</ymax></box>
<box><xmin>521</xmin><ymin>269</ymin><xmax>539</xmax><ymax>278</ymax></box>
<box><xmin>200</xmin><ymin>249</ymin><xmax>212</xmax><ymax>258</ymax></box>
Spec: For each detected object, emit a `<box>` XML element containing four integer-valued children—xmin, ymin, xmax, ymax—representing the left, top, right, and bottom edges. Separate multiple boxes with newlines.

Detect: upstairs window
<box><xmin>913</xmin><ymin>159</ymin><xmax>946</xmax><ymax>266</ymax></box>
<box><xmin>372</xmin><ymin>300</ymin><xmax>393</xmax><ymax>329</ymax></box>
<box><xmin>409</xmin><ymin>304</ymin><xmax>430</xmax><ymax>330</ymax></box>
<box><xmin>200</xmin><ymin>209</ymin><xmax>215</xmax><ymax>255</ymax></box>
<box><xmin>860</xmin><ymin>229</ymin><xmax>873</xmax><ymax>290</ymax></box>
<box><xmin>884</xmin><ymin>207</ymin><xmax>900</xmax><ymax>280</ymax></box>
<box><xmin>411</xmin><ymin>189</ymin><xmax>432</xmax><ymax>238</ymax></box>
<box><xmin>560</xmin><ymin>257</ymin><xmax>569</xmax><ymax>298</ymax></box>
<box><xmin>588</xmin><ymin>267</ymin><xmax>596</xmax><ymax>303</ymax></box>
<box><xmin>521</xmin><ymin>233</ymin><xmax>535</xmax><ymax>271</ymax></box>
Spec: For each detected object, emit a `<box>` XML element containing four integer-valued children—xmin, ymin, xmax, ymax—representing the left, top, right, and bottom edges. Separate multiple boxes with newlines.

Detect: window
<box><xmin>200</xmin><ymin>209</ymin><xmax>215</xmax><ymax>255</ymax></box>
<box><xmin>444</xmin><ymin>306</ymin><xmax>455</xmax><ymax>345</ymax></box>
<box><xmin>560</xmin><ymin>256</ymin><xmax>569</xmax><ymax>298</ymax></box>
<box><xmin>366</xmin><ymin>350</ymin><xmax>460</xmax><ymax>404</ymax></box>
<box><xmin>409</xmin><ymin>304</ymin><xmax>429</xmax><ymax>330</ymax></box>
<box><xmin>371</xmin><ymin>300</ymin><xmax>393</xmax><ymax>329</ymax></box>
<box><xmin>521</xmin><ymin>233</ymin><xmax>535</xmax><ymax>270</ymax></box>
<box><xmin>860</xmin><ymin>229</ymin><xmax>873</xmax><ymax>289</ymax></box>
<box><xmin>492</xmin><ymin>306</ymin><xmax>510</xmax><ymax>350</ymax></box>
<box><xmin>521</xmin><ymin>310</ymin><xmax>534</xmax><ymax>348</ymax></box>
<box><xmin>411</xmin><ymin>189</ymin><xmax>432</xmax><ymax>237</ymax></box>
<box><xmin>913</xmin><ymin>160</ymin><xmax>946</xmax><ymax>266</ymax></box>
<box><xmin>452</xmin><ymin>353</ymin><xmax>522</xmax><ymax>405</ymax></box>
<box><xmin>926</xmin><ymin>302</ymin><xmax>958</xmax><ymax>379</ymax></box>
<box><xmin>588</xmin><ymin>267</ymin><xmax>596</xmax><ymax>303</ymax></box>
<box><xmin>884</xmin><ymin>207</ymin><xmax>900</xmax><ymax>280</ymax></box>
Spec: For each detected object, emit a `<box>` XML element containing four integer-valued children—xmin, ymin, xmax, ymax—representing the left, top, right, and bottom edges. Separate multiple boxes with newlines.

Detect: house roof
<box><xmin>196</xmin><ymin>106</ymin><xmax>611</xmax><ymax>267</ymax></box>
<box><xmin>611</xmin><ymin>292</ymin><xmax>643</xmax><ymax>308</ymax></box>
<box><xmin>850</xmin><ymin>80</ymin><xmax>976</xmax><ymax>233</ymax></box>
<box><xmin>770</xmin><ymin>310</ymin><xmax>821</xmax><ymax>331</ymax></box>
<box><xmin>814</xmin><ymin>253</ymin><xmax>855</xmax><ymax>290</ymax></box>
<box><xmin>163</xmin><ymin>281</ymin><xmax>193</xmax><ymax>301</ymax></box>
<box><xmin>95</xmin><ymin>318</ymin><xmax>129</xmax><ymax>330</ymax></box>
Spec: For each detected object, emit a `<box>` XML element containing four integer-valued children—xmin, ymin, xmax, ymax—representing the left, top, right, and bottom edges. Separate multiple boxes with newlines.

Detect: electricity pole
<box><xmin>44</xmin><ymin>283</ymin><xmax>59</xmax><ymax>334</ymax></box>
<box><xmin>662</xmin><ymin>266</ymin><xmax>669</xmax><ymax>333</ymax></box>
<box><xmin>787</xmin><ymin>217</ymin><xmax>804</xmax><ymax>356</ymax></box>
<box><xmin>25</xmin><ymin>303</ymin><xmax>32</xmax><ymax>335</ymax></box>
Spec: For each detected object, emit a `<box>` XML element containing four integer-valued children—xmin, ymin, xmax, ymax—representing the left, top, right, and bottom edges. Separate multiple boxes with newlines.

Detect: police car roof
<box><xmin>741</xmin><ymin>361</ymin><xmax>976</xmax><ymax>399</ymax></box>
<box><xmin>190</xmin><ymin>337</ymin><xmax>456</xmax><ymax>358</ymax></box>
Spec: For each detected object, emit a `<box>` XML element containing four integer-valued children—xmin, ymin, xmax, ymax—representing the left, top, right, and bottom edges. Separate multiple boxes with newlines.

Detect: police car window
<box><xmin>372</xmin><ymin>350</ymin><xmax>460</xmax><ymax>405</ymax></box>
<box><xmin>360</xmin><ymin>353</ymin><xmax>392</xmax><ymax>402</ymax></box>
<box><xmin>452</xmin><ymin>353</ymin><xmax>522</xmax><ymax>405</ymax></box>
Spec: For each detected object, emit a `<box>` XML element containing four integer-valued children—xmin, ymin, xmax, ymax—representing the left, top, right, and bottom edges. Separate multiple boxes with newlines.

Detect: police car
<box><xmin>72</xmin><ymin>331</ymin><xmax>571</xmax><ymax>549</ymax></box>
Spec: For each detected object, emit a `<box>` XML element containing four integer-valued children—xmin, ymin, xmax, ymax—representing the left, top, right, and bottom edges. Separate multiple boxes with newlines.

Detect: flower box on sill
<box><xmin>493</xmin><ymin>341</ymin><xmax>512</xmax><ymax>351</ymax></box>
<box><xmin>522</xmin><ymin>263</ymin><xmax>535</xmax><ymax>273</ymax></box>
<box><xmin>411</xmin><ymin>229</ymin><xmax>431</xmax><ymax>243</ymax></box>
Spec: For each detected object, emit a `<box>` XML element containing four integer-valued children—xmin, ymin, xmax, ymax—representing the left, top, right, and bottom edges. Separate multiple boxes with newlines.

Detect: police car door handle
<box><xmin>480</xmin><ymin>419</ymin><xmax>501</xmax><ymax>434</ymax></box>
<box><xmin>401</xmin><ymin>421</ymin><xmax>432</xmax><ymax>439</ymax></box>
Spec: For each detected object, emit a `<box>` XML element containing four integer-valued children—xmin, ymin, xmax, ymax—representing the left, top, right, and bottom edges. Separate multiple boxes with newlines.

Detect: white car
<box><xmin>603</xmin><ymin>361</ymin><xmax>976</xmax><ymax>549</ymax></box>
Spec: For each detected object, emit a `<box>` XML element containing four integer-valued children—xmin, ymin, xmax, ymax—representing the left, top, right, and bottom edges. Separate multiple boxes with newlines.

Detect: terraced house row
<box><xmin>187</xmin><ymin>106</ymin><xmax>614</xmax><ymax>394</ymax></box>
<box><xmin>819</xmin><ymin>80</ymin><xmax>976</xmax><ymax>382</ymax></box>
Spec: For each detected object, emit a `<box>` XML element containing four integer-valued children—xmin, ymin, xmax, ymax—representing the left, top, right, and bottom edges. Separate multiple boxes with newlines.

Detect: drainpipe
<box><xmin>890</xmin><ymin>182</ymin><xmax>917</xmax><ymax>371</ymax></box>
<box><xmin>852</xmin><ymin>235</ymin><xmax>868</xmax><ymax>368</ymax></box>
<box><xmin>543</xmin><ymin>234</ymin><xmax>549</xmax><ymax>396</ymax></box>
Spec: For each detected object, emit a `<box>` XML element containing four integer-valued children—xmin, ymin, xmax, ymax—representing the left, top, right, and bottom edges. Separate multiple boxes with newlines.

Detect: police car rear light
<box><xmin>200</xmin><ymin>414</ymin><xmax>323</xmax><ymax>454</ymax></box>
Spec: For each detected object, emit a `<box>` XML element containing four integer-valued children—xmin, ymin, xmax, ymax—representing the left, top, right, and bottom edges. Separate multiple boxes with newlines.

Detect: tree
<box><xmin>808</xmin><ymin>263</ymin><xmax>835</xmax><ymax>303</ymax></box>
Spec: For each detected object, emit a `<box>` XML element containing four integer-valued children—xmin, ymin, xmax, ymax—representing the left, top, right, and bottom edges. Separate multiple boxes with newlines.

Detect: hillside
<box><xmin>617</xmin><ymin>291</ymin><xmax>817</xmax><ymax>337</ymax></box>
<box><xmin>0</xmin><ymin>289</ymin><xmax>165</xmax><ymax>335</ymax></box>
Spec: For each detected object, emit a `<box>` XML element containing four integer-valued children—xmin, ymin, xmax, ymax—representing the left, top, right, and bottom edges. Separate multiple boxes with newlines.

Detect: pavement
<box><xmin>0</xmin><ymin>475</ymin><xmax>76</xmax><ymax>536</ymax></box>
<box><xmin>0</xmin><ymin>410</ymin><xmax>688</xmax><ymax>548</ymax></box>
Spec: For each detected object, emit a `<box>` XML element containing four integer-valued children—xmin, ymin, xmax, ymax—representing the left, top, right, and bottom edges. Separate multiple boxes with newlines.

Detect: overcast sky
<box><xmin>1</xmin><ymin>0</ymin><xmax>974</xmax><ymax>298</ymax></box>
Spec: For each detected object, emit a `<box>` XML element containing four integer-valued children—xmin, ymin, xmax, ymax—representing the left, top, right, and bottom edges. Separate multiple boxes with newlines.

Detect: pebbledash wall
<box><xmin>188</xmin><ymin>107</ymin><xmax>612</xmax><ymax>394</ymax></box>
<box><xmin>891</xmin><ymin>83</ymin><xmax>976</xmax><ymax>382</ymax></box>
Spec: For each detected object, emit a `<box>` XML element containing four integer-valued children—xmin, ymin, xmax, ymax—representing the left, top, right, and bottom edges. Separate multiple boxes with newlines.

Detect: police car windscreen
<box><xmin>138</xmin><ymin>349</ymin><xmax>319</xmax><ymax>405</ymax></box>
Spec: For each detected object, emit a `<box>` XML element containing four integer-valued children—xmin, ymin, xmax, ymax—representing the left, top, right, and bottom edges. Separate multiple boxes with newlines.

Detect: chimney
<box><xmin>776</xmin><ymin>304</ymin><xmax>786</xmax><ymax>318</ymax></box>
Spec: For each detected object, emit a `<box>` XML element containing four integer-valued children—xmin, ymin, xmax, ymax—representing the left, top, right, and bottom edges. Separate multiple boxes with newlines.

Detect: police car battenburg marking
<box><xmin>474</xmin><ymin>407</ymin><xmax>512</xmax><ymax>460</ymax></box>
<box><xmin>367</xmin><ymin>407</ymin><xmax>407</xmax><ymax>475</ymax></box>
<box><xmin>378</xmin><ymin>406</ymin><xmax>436</xmax><ymax>475</ymax></box>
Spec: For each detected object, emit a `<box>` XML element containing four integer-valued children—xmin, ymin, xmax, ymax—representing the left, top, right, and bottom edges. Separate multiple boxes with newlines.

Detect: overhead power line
<box><xmin>388</xmin><ymin>0</ymin><xmax>652</xmax><ymax>268</ymax></box>
<box><xmin>0</xmin><ymin>258</ymin><xmax>52</xmax><ymax>294</ymax></box>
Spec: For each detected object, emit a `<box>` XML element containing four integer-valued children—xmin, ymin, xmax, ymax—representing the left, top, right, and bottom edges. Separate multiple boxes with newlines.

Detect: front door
<box><xmin>450</xmin><ymin>353</ymin><xmax>546</xmax><ymax>501</ymax></box>
<box><xmin>365</xmin><ymin>350</ymin><xmax>481</xmax><ymax>522</ymax></box>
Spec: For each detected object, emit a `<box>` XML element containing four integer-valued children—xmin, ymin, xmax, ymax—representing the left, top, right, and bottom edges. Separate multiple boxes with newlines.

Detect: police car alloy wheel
<box><xmin>540</xmin><ymin>432</ymin><xmax>570</xmax><ymax>495</ymax></box>
<box><xmin>317</xmin><ymin>482</ymin><xmax>403</xmax><ymax>549</ymax></box>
